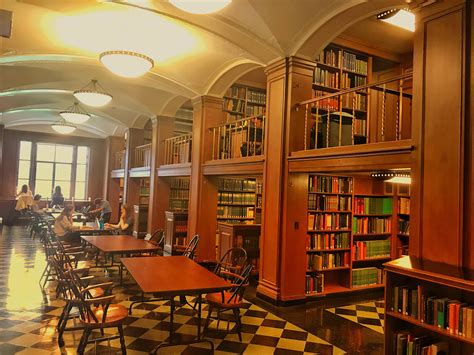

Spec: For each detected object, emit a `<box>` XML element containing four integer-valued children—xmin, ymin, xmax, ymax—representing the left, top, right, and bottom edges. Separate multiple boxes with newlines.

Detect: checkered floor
<box><xmin>325</xmin><ymin>301</ymin><xmax>385</xmax><ymax>334</ymax></box>
<box><xmin>0</xmin><ymin>227</ymin><xmax>347</xmax><ymax>354</ymax></box>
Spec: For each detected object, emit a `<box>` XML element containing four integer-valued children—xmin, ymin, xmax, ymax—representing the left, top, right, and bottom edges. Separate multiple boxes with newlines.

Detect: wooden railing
<box><xmin>210</xmin><ymin>116</ymin><xmax>265</xmax><ymax>160</ymax></box>
<box><xmin>115</xmin><ymin>150</ymin><xmax>125</xmax><ymax>170</ymax></box>
<box><xmin>164</xmin><ymin>133</ymin><xmax>192</xmax><ymax>165</ymax></box>
<box><xmin>297</xmin><ymin>73</ymin><xmax>412</xmax><ymax>150</ymax></box>
<box><xmin>134</xmin><ymin>143</ymin><xmax>152</xmax><ymax>168</ymax></box>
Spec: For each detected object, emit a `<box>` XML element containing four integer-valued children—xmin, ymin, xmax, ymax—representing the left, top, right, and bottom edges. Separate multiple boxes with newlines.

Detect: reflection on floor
<box><xmin>326</xmin><ymin>301</ymin><xmax>385</xmax><ymax>334</ymax></box>
<box><xmin>0</xmin><ymin>225</ymin><xmax>384</xmax><ymax>354</ymax></box>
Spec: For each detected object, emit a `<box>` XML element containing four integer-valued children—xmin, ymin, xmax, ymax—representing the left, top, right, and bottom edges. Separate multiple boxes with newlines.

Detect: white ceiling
<box><xmin>0</xmin><ymin>0</ymin><xmax>409</xmax><ymax>138</ymax></box>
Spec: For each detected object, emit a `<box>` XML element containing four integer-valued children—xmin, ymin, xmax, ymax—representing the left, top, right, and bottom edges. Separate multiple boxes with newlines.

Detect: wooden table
<box><xmin>81</xmin><ymin>235</ymin><xmax>161</xmax><ymax>283</ymax></box>
<box><xmin>121</xmin><ymin>256</ymin><xmax>232</xmax><ymax>353</ymax></box>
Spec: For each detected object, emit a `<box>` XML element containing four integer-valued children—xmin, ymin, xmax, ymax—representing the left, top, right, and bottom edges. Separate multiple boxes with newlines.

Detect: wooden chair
<box><xmin>182</xmin><ymin>234</ymin><xmax>199</xmax><ymax>259</ymax></box>
<box><xmin>68</xmin><ymin>270</ymin><xmax>128</xmax><ymax>354</ymax></box>
<box><xmin>203</xmin><ymin>264</ymin><xmax>253</xmax><ymax>341</ymax></box>
<box><xmin>214</xmin><ymin>247</ymin><xmax>247</xmax><ymax>276</ymax></box>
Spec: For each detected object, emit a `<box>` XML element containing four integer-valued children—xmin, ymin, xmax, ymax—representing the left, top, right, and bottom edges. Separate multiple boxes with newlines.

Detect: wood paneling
<box><xmin>104</xmin><ymin>136</ymin><xmax>125</xmax><ymax>222</ymax></box>
<box><xmin>124</xmin><ymin>128</ymin><xmax>144</xmax><ymax>206</ymax></box>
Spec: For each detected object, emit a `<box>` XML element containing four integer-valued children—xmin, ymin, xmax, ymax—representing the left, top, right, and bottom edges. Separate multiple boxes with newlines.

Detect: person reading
<box><xmin>105</xmin><ymin>204</ymin><xmax>134</xmax><ymax>235</ymax></box>
<box><xmin>90</xmin><ymin>198</ymin><xmax>112</xmax><ymax>223</ymax></box>
<box><xmin>54</xmin><ymin>205</ymin><xmax>92</xmax><ymax>244</ymax></box>
<box><xmin>50</xmin><ymin>186</ymin><xmax>65</xmax><ymax>208</ymax></box>
<box><xmin>15</xmin><ymin>184</ymin><xmax>34</xmax><ymax>211</ymax></box>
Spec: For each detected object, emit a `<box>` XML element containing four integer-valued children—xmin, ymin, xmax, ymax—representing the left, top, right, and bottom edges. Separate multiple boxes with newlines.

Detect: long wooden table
<box><xmin>81</xmin><ymin>235</ymin><xmax>161</xmax><ymax>283</ymax></box>
<box><xmin>121</xmin><ymin>256</ymin><xmax>232</xmax><ymax>353</ymax></box>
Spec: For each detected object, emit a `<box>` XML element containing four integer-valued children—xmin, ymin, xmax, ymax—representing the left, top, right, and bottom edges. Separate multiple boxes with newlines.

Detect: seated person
<box><xmin>16</xmin><ymin>184</ymin><xmax>33</xmax><ymax>198</ymax></box>
<box><xmin>105</xmin><ymin>204</ymin><xmax>134</xmax><ymax>235</ymax></box>
<box><xmin>15</xmin><ymin>184</ymin><xmax>34</xmax><ymax>211</ymax></box>
<box><xmin>30</xmin><ymin>194</ymin><xmax>42</xmax><ymax>213</ymax></box>
<box><xmin>50</xmin><ymin>186</ymin><xmax>65</xmax><ymax>208</ymax></box>
<box><xmin>90</xmin><ymin>198</ymin><xmax>112</xmax><ymax>223</ymax></box>
<box><xmin>54</xmin><ymin>205</ymin><xmax>81</xmax><ymax>244</ymax></box>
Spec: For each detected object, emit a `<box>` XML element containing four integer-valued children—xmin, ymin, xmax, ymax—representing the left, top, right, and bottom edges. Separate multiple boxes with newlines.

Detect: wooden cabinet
<box><xmin>217</xmin><ymin>222</ymin><xmax>260</xmax><ymax>273</ymax></box>
<box><xmin>132</xmin><ymin>204</ymin><xmax>148</xmax><ymax>239</ymax></box>
<box><xmin>163</xmin><ymin>211</ymin><xmax>188</xmax><ymax>256</ymax></box>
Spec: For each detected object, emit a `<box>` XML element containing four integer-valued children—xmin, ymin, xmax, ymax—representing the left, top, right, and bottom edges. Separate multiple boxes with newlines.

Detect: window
<box><xmin>16</xmin><ymin>141</ymin><xmax>90</xmax><ymax>199</ymax></box>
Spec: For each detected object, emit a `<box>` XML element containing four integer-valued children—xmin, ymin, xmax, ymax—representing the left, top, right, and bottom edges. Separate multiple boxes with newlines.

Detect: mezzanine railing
<box><xmin>115</xmin><ymin>150</ymin><xmax>125</xmax><ymax>170</ymax></box>
<box><xmin>163</xmin><ymin>133</ymin><xmax>192</xmax><ymax>165</ymax></box>
<box><xmin>134</xmin><ymin>143</ymin><xmax>152</xmax><ymax>168</ymax></box>
<box><xmin>210</xmin><ymin>116</ymin><xmax>265</xmax><ymax>160</ymax></box>
<box><xmin>297</xmin><ymin>73</ymin><xmax>412</xmax><ymax>150</ymax></box>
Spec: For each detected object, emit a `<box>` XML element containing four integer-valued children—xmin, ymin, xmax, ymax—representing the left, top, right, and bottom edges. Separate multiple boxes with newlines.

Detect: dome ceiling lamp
<box><xmin>99</xmin><ymin>50</ymin><xmax>154</xmax><ymax>78</ymax></box>
<box><xmin>73</xmin><ymin>79</ymin><xmax>113</xmax><ymax>107</ymax></box>
<box><xmin>59</xmin><ymin>102</ymin><xmax>91</xmax><ymax>124</ymax></box>
<box><xmin>51</xmin><ymin>119</ymin><xmax>77</xmax><ymax>135</ymax></box>
<box><xmin>169</xmin><ymin>0</ymin><xmax>232</xmax><ymax>14</ymax></box>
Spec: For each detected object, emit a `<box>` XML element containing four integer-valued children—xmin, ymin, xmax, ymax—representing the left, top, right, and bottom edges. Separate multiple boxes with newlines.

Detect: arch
<box><xmin>159</xmin><ymin>95</ymin><xmax>189</xmax><ymax>117</ymax></box>
<box><xmin>4</xmin><ymin>119</ymin><xmax>109</xmax><ymax>138</ymax></box>
<box><xmin>131</xmin><ymin>114</ymin><xmax>153</xmax><ymax>129</ymax></box>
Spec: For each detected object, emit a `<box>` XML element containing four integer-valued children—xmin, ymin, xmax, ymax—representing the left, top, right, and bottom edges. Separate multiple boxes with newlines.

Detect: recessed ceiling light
<box><xmin>74</xmin><ymin>80</ymin><xmax>112</xmax><ymax>107</ymax></box>
<box><xmin>371</xmin><ymin>171</ymin><xmax>411</xmax><ymax>184</ymax></box>
<box><xmin>59</xmin><ymin>102</ymin><xmax>91</xmax><ymax>124</ymax></box>
<box><xmin>99</xmin><ymin>50</ymin><xmax>154</xmax><ymax>78</ymax></box>
<box><xmin>169</xmin><ymin>0</ymin><xmax>231</xmax><ymax>14</ymax></box>
<box><xmin>377</xmin><ymin>9</ymin><xmax>415</xmax><ymax>32</ymax></box>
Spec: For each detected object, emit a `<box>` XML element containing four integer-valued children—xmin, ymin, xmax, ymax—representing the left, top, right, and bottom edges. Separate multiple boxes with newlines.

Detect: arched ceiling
<box><xmin>0</xmin><ymin>0</ymin><xmax>408</xmax><ymax>137</ymax></box>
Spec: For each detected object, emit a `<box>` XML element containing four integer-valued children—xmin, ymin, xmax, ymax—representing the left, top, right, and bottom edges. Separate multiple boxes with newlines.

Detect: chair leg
<box><xmin>58</xmin><ymin>302</ymin><xmax>72</xmax><ymax>347</ymax></box>
<box><xmin>203</xmin><ymin>304</ymin><xmax>213</xmax><ymax>335</ymax></box>
<box><xmin>118</xmin><ymin>325</ymin><xmax>127</xmax><ymax>354</ymax></box>
<box><xmin>77</xmin><ymin>327</ymin><xmax>91</xmax><ymax>355</ymax></box>
<box><xmin>233</xmin><ymin>308</ymin><xmax>242</xmax><ymax>342</ymax></box>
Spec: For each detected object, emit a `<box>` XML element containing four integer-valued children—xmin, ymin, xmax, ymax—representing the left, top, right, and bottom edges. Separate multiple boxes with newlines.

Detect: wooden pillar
<box><xmin>148</xmin><ymin>115</ymin><xmax>175</xmax><ymax>234</ymax></box>
<box><xmin>410</xmin><ymin>0</ymin><xmax>474</xmax><ymax>269</ymax></box>
<box><xmin>187</xmin><ymin>96</ymin><xmax>224</xmax><ymax>260</ymax></box>
<box><xmin>123</xmin><ymin>128</ymin><xmax>144</xmax><ymax>206</ymax></box>
<box><xmin>103</xmin><ymin>136</ymin><xmax>124</xmax><ymax>222</ymax></box>
<box><xmin>257</xmin><ymin>57</ymin><xmax>316</xmax><ymax>302</ymax></box>
<box><xmin>0</xmin><ymin>124</ymin><xmax>4</xmax><ymax>197</ymax></box>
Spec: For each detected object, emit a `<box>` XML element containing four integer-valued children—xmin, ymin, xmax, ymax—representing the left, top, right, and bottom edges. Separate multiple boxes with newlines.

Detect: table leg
<box><xmin>169</xmin><ymin>296</ymin><xmax>175</xmax><ymax>344</ymax></box>
<box><xmin>197</xmin><ymin>293</ymin><xmax>202</xmax><ymax>339</ymax></box>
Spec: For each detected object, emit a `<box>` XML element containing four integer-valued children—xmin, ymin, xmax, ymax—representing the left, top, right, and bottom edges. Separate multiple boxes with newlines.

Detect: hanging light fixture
<box><xmin>169</xmin><ymin>0</ymin><xmax>231</xmax><ymax>14</ymax></box>
<box><xmin>372</xmin><ymin>171</ymin><xmax>411</xmax><ymax>184</ymax></box>
<box><xmin>59</xmin><ymin>102</ymin><xmax>91</xmax><ymax>124</ymax></box>
<box><xmin>99</xmin><ymin>51</ymin><xmax>154</xmax><ymax>78</ymax></box>
<box><xmin>377</xmin><ymin>8</ymin><xmax>415</xmax><ymax>32</ymax></box>
<box><xmin>73</xmin><ymin>80</ymin><xmax>112</xmax><ymax>107</ymax></box>
<box><xmin>51</xmin><ymin>120</ymin><xmax>77</xmax><ymax>134</ymax></box>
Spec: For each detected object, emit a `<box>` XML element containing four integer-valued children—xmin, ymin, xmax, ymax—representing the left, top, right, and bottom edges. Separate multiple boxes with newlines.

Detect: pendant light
<box><xmin>99</xmin><ymin>51</ymin><xmax>154</xmax><ymax>78</ymax></box>
<box><xmin>51</xmin><ymin>120</ymin><xmax>77</xmax><ymax>134</ymax></box>
<box><xmin>59</xmin><ymin>102</ymin><xmax>91</xmax><ymax>124</ymax></box>
<box><xmin>169</xmin><ymin>0</ymin><xmax>232</xmax><ymax>14</ymax></box>
<box><xmin>73</xmin><ymin>80</ymin><xmax>112</xmax><ymax>107</ymax></box>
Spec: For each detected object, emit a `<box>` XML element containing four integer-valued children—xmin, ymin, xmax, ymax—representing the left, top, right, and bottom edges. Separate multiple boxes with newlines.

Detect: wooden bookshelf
<box><xmin>217</xmin><ymin>178</ymin><xmax>258</xmax><ymax>223</ymax></box>
<box><xmin>163</xmin><ymin>211</ymin><xmax>188</xmax><ymax>256</ymax></box>
<box><xmin>223</xmin><ymin>84</ymin><xmax>266</xmax><ymax>122</ymax></box>
<box><xmin>138</xmin><ymin>178</ymin><xmax>150</xmax><ymax>205</ymax></box>
<box><xmin>169</xmin><ymin>177</ymin><xmax>190</xmax><ymax>212</ymax></box>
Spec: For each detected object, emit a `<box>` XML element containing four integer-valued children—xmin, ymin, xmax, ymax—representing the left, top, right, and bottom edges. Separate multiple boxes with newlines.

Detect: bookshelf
<box><xmin>169</xmin><ymin>177</ymin><xmax>190</xmax><ymax>212</ymax></box>
<box><xmin>384</xmin><ymin>256</ymin><xmax>474</xmax><ymax>354</ymax></box>
<box><xmin>311</xmin><ymin>44</ymin><xmax>371</xmax><ymax>148</ymax></box>
<box><xmin>138</xmin><ymin>178</ymin><xmax>150</xmax><ymax>206</ymax></box>
<box><xmin>164</xmin><ymin>211</ymin><xmax>188</xmax><ymax>256</ymax></box>
<box><xmin>217</xmin><ymin>178</ymin><xmax>258</xmax><ymax>223</ymax></box>
<box><xmin>223</xmin><ymin>84</ymin><xmax>266</xmax><ymax>122</ymax></box>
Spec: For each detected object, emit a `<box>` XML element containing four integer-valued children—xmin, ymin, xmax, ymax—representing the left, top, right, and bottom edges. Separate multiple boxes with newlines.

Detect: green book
<box><xmin>382</xmin><ymin>198</ymin><xmax>393</xmax><ymax>214</ymax></box>
<box><xmin>437</xmin><ymin>298</ymin><xmax>449</xmax><ymax>329</ymax></box>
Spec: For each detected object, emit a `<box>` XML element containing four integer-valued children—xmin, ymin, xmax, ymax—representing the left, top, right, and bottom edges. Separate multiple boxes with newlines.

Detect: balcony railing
<box><xmin>164</xmin><ymin>133</ymin><xmax>192</xmax><ymax>165</ymax></box>
<box><xmin>134</xmin><ymin>143</ymin><xmax>152</xmax><ymax>168</ymax></box>
<box><xmin>115</xmin><ymin>150</ymin><xmax>125</xmax><ymax>170</ymax></box>
<box><xmin>297</xmin><ymin>73</ymin><xmax>412</xmax><ymax>150</ymax></box>
<box><xmin>210</xmin><ymin>116</ymin><xmax>265</xmax><ymax>160</ymax></box>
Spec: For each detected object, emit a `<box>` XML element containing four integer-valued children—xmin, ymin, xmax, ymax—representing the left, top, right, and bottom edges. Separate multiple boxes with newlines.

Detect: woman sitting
<box><xmin>15</xmin><ymin>184</ymin><xmax>33</xmax><ymax>211</ymax></box>
<box><xmin>30</xmin><ymin>194</ymin><xmax>42</xmax><ymax>213</ymax></box>
<box><xmin>105</xmin><ymin>204</ymin><xmax>134</xmax><ymax>235</ymax></box>
<box><xmin>54</xmin><ymin>205</ymin><xmax>81</xmax><ymax>244</ymax></box>
<box><xmin>50</xmin><ymin>186</ymin><xmax>65</xmax><ymax>208</ymax></box>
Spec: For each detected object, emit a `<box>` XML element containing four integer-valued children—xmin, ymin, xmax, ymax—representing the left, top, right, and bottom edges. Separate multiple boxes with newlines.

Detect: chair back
<box><xmin>222</xmin><ymin>263</ymin><xmax>253</xmax><ymax>304</ymax></box>
<box><xmin>183</xmin><ymin>234</ymin><xmax>199</xmax><ymax>259</ymax></box>
<box><xmin>146</xmin><ymin>229</ymin><xmax>164</xmax><ymax>246</ymax></box>
<box><xmin>214</xmin><ymin>247</ymin><xmax>247</xmax><ymax>276</ymax></box>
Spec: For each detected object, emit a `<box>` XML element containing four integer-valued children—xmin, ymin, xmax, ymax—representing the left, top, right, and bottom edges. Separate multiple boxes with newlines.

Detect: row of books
<box><xmin>306</xmin><ymin>232</ymin><xmax>350</xmax><ymax>250</ymax></box>
<box><xmin>256</xmin><ymin>182</ymin><xmax>263</xmax><ymax>194</ymax></box>
<box><xmin>139</xmin><ymin>187</ymin><xmax>150</xmax><ymax>196</ymax></box>
<box><xmin>175</xmin><ymin>221</ymin><xmax>187</xmax><ymax>233</ymax></box>
<box><xmin>225</xmin><ymin>112</ymin><xmax>244</xmax><ymax>122</ymax></box>
<box><xmin>235</xmin><ymin>235</ymin><xmax>259</xmax><ymax>251</ymax></box>
<box><xmin>225</xmin><ymin>86</ymin><xmax>246</xmax><ymax>99</ymax></box>
<box><xmin>354</xmin><ymin>197</ymin><xmax>393</xmax><ymax>214</ymax></box>
<box><xmin>217</xmin><ymin>206</ymin><xmax>254</xmax><ymax>219</ymax></box>
<box><xmin>341</xmin><ymin>73</ymin><xmax>366</xmax><ymax>89</ymax></box>
<box><xmin>354</xmin><ymin>118</ymin><xmax>367</xmax><ymax>137</ymax></box>
<box><xmin>313</xmin><ymin>90</ymin><xmax>339</xmax><ymax>112</ymax></box>
<box><xmin>399</xmin><ymin>219</ymin><xmax>410</xmax><ymax>235</ymax></box>
<box><xmin>305</xmin><ymin>274</ymin><xmax>324</xmax><ymax>294</ymax></box>
<box><xmin>256</xmin><ymin>195</ymin><xmax>262</xmax><ymax>208</ymax></box>
<box><xmin>169</xmin><ymin>189</ymin><xmax>189</xmax><ymax>200</ymax></box>
<box><xmin>223</xmin><ymin>98</ymin><xmax>245</xmax><ymax>113</ymax></box>
<box><xmin>139</xmin><ymin>196</ymin><xmax>149</xmax><ymax>205</ymax></box>
<box><xmin>352</xmin><ymin>240</ymin><xmax>390</xmax><ymax>260</ymax></box>
<box><xmin>316</xmin><ymin>48</ymin><xmax>339</xmax><ymax>67</ymax></box>
<box><xmin>173</xmin><ymin>236</ymin><xmax>188</xmax><ymax>246</ymax></box>
<box><xmin>399</xmin><ymin>197</ymin><xmax>410</xmax><ymax>214</ymax></box>
<box><xmin>307</xmin><ymin>194</ymin><xmax>352</xmax><ymax>211</ymax></box>
<box><xmin>218</xmin><ymin>178</ymin><xmax>256</xmax><ymax>192</ymax></box>
<box><xmin>169</xmin><ymin>199</ymin><xmax>188</xmax><ymax>211</ymax></box>
<box><xmin>393</xmin><ymin>332</ymin><xmax>448</xmax><ymax>355</ymax></box>
<box><xmin>391</xmin><ymin>285</ymin><xmax>474</xmax><ymax>339</ymax></box>
<box><xmin>247</xmin><ymin>90</ymin><xmax>266</xmax><ymax>105</ymax></box>
<box><xmin>342</xmin><ymin>52</ymin><xmax>368</xmax><ymax>75</ymax></box>
<box><xmin>308</xmin><ymin>175</ymin><xmax>353</xmax><ymax>194</ymax></box>
<box><xmin>353</xmin><ymin>216</ymin><xmax>392</xmax><ymax>234</ymax></box>
<box><xmin>341</xmin><ymin>92</ymin><xmax>367</xmax><ymax>111</ymax></box>
<box><xmin>307</xmin><ymin>252</ymin><xmax>350</xmax><ymax>270</ymax></box>
<box><xmin>217</xmin><ymin>192</ymin><xmax>256</xmax><ymax>205</ymax></box>
<box><xmin>246</xmin><ymin>105</ymin><xmax>265</xmax><ymax>117</ymax></box>
<box><xmin>352</xmin><ymin>267</ymin><xmax>383</xmax><ymax>287</ymax></box>
<box><xmin>308</xmin><ymin>213</ymin><xmax>350</xmax><ymax>231</ymax></box>
<box><xmin>314</xmin><ymin>68</ymin><xmax>339</xmax><ymax>89</ymax></box>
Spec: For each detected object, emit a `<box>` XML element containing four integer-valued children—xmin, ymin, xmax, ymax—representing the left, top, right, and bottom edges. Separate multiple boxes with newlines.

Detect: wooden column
<box><xmin>411</xmin><ymin>0</ymin><xmax>474</xmax><ymax>268</ymax></box>
<box><xmin>257</xmin><ymin>57</ymin><xmax>316</xmax><ymax>302</ymax></box>
<box><xmin>187</xmin><ymin>96</ymin><xmax>224</xmax><ymax>260</ymax></box>
<box><xmin>123</xmin><ymin>128</ymin><xmax>144</xmax><ymax>206</ymax></box>
<box><xmin>103</xmin><ymin>136</ymin><xmax>124</xmax><ymax>222</ymax></box>
<box><xmin>0</xmin><ymin>124</ymin><xmax>4</xmax><ymax>197</ymax></box>
<box><xmin>148</xmin><ymin>115</ymin><xmax>175</xmax><ymax>234</ymax></box>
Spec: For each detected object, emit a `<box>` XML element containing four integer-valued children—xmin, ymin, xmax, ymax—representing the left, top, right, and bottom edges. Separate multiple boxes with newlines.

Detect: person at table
<box><xmin>15</xmin><ymin>184</ymin><xmax>34</xmax><ymax>211</ymax></box>
<box><xmin>90</xmin><ymin>198</ymin><xmax>112</xmax><ymax>223</ymax></box>
<box><xmin>105</xmin><ymin>204</ymin><xmax>134</xmax><ymax>235</ymax></box>
<box><xmin>50</xmin><ymin>185</ymin><xmax>65</xmax><ymax>208</ymax></box>
<box><xmin>54</xmin><ymin>205</ymin><xmax>82</xmax><ymax>244</ymax></box>
<box><xmin>30</xmin><ymin>194</ymin><xmax>42</xmax><ymax>213</ymax></box>
<box><xmin>16</xmin><ymin>184</ymin><xmax>33</xmax><ymax>198</ymax></box>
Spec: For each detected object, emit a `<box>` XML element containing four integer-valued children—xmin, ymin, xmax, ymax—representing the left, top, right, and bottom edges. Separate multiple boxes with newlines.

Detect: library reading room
<box><xmin>0</xmin><ymin>0</ymin><xmax>472</xmax><ymax>354</ymax></box>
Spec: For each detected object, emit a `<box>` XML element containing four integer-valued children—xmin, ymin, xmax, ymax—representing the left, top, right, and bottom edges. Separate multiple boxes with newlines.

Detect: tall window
<box><xmin>17</xmin><ymin>141</ymin><xmax>32</xmax><ymax>193</ymax></box>
<box><xmin>17</xmin><ymin>141</ymin><xmax>90</xmax><ymax>199</ymax></box>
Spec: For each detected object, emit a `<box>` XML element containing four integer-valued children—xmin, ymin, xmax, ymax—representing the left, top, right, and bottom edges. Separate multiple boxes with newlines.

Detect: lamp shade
<box><xmin>73</xmin><ymin>80</ymin><xmax>112</xmax><ymax>107</ymax></box>
<box><xmin>51</xmin><ymin>122</ymin><xmax>76</xmax><ymax>134</ymax></box>
<box><xmin>169</xmin><ymin>0</ymin><xmax>231</xmax><ymax>14</ymax></box>
<box><xmin>59</xmin><ymin>102</ymin><xmax>91</xmax><ymax>124</ymax></box>
<box><xmin>100</xmin><ymin>51</ymin><xmax>154</xmax><ymax>78</ymax></box>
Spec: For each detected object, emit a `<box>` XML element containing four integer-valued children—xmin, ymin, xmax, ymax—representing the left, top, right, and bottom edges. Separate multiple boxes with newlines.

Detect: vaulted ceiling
<box><xmin>0</xmin><ymin>0</ymin><xmax>408</xmax><ymax>138</ymax></box>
